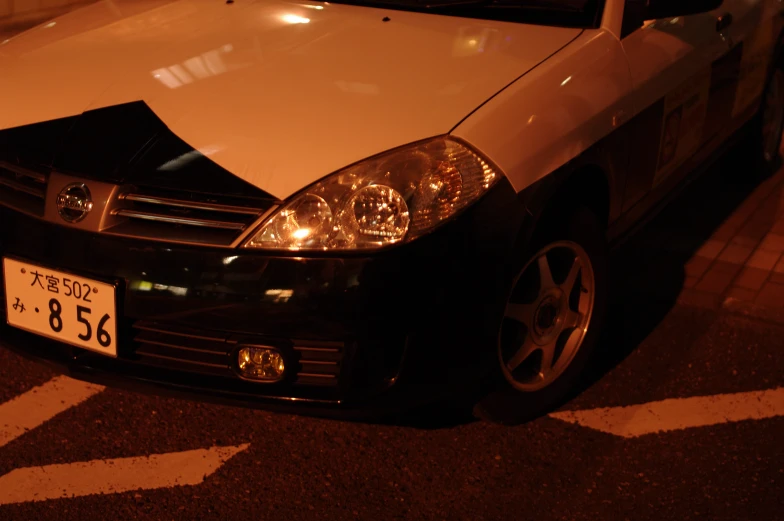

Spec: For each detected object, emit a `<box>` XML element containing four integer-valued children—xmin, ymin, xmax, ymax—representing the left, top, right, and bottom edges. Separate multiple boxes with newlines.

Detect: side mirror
<box><xmin>646</xmin><ymin>0</ymin><xmax>724</xmax><ymax>19</ymax></box>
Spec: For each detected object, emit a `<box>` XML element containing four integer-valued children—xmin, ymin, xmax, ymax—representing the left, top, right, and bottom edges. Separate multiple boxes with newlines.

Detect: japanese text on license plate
<box><xmin>3</xmin><ymin>258</ymin><xmax>117</xmax><ymax>357</ymax></box>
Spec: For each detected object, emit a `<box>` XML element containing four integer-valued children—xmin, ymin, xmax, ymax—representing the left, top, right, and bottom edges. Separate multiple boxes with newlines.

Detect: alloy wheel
<box><xmin>499</xmin><ymin>241</ymin><xmax>595</xmax><ymax>392</ymax></box>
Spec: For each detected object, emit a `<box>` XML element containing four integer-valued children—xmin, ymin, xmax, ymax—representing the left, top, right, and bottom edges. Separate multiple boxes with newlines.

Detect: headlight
<box><xmin>243</xmin><ymin>137</ymin><xmax>499</xmax><ymax>251</ymax></box>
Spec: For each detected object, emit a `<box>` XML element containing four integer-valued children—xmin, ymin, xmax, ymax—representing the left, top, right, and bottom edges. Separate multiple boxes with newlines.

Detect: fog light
<box><xmin>237</xmin><ymin>347</ymin><xmax>285</xmax><ymax>381</ymax></box>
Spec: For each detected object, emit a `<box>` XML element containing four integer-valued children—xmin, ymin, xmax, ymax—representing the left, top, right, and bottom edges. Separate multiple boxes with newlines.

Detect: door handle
<box><xmin>716</xmin><ymin>12</ymin><xmax>733</xmax><ymax>32</ymax></box>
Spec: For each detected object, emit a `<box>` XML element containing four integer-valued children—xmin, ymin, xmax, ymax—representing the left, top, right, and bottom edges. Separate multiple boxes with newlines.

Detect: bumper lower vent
<box><xmin>105</xmin><ymin>187</ymin><xmax>275</xmax><ymax>247</ymax></box>
<box><xmin>130</xmin><ymin>322</ymin><xmax>343</xmax><ymax>387</ymax></box>
<box><xmin>294</xmin><ymin>343</ymin><xmax>342</xmax><ymax>386</ymax></box>
<box><xmin>0</xmin><ymin>161</ymin><xmax>47</xmax><ymax>217</ymax></box>
<box><xmin>132</xmin><ymin>322</ymin><xmax>233</xmax><ymax>377</ymax></box>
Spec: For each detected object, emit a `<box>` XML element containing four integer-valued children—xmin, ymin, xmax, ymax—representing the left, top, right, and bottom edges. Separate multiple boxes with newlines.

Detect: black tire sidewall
<box><xmin>748</xmin><ymin>44</ymin><xmax>784</xmax><ymax>176</ymax></box>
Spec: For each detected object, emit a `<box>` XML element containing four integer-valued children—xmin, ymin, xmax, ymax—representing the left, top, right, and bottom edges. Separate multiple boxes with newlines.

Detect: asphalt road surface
<box><xmin>1</xmin><ymin>154</ymin><xmax>783</xmax><ymax>519</ymax></box>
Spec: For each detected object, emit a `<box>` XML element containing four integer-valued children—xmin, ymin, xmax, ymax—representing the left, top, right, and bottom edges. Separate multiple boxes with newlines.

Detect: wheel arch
<box><xmin>546</xmin><ymin>164</ymin><xmax>612</xmax><ymax>229</ymax></box>
<box><xmin>514</xmin><ymin>161</ymin><xmax>613</xmax><ymax>255</ymax></box>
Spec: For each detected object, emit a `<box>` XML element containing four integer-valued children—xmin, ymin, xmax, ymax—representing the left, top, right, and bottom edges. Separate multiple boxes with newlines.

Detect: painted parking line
<box><xmin>550</xmin><ymin>387</ymin><xmax>784</xmax><ymax>438</ymax></box>
<box><xmin>0</xmin><ymin>444</ymin><xmax>250</xmax><ymax>505</ymax></box>
<box><xmin>0</xmin><ymin>375</ymin><xmax>104</xmax><ymax>448</ymax></box>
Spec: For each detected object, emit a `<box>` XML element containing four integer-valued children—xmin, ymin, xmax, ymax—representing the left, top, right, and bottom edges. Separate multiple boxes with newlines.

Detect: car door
<box><xmin>619</xmin><ymin>0</ymin><xmax>734</xmax><ymax>214</ymax></box>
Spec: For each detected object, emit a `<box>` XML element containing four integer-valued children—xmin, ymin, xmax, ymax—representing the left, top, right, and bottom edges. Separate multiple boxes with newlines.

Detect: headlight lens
<box><xmin>244</xmin><ymin>137</ymin><xmax>498</xmax><ymax>251</ymax></box>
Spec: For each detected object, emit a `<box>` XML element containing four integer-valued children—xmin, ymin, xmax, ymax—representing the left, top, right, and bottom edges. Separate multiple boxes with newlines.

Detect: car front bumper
<box><xmin>0</xmin><ymin>177</ymin><xmax>530</xmax><ymax>417</ymax></box>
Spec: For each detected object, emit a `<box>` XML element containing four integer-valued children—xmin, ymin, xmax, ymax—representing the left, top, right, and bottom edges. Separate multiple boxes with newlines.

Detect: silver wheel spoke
<box><xmin>505</xmin><ymin>302</ymin><xmax>534</xmax><ymax>327</ymax></box>
<box><xmin>538</xmin><ymin>255</ymin><xmax>555</xmax><ymax>289</ymax></box>
<box><xmin>507</xmin><ymin>336</ymin><xmax>537</xmax><ymax>372</ymax></box>
<box><xmin>561</xmin><ymin>257</ymin><xmax>582</xmax><ymax>295</ymax></box>
<box><xmin>563</xmin><ymin>309</ymin><xmax>582</xmax><ymax>330</ymax></box>
<box><xmin>540</xmin><ymin>339</ymin><xmax>556</xmax><ymax>374</ymax></box>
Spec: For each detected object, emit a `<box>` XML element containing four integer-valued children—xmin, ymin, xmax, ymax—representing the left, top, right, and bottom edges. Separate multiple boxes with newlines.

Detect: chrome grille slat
<box><xmin>0</xmin><ymin>176</ymin><xmax>46</xmax><ymax>198</ymax></box>
<box><xmin>105</xmin><ymin>186</ymin><xmax>272</xmax><ymax>246</ymax></box>
<box><xmin>112</xmin><ymin>209</ymin><xmax>248</xmax><ymax>230</ymax></box>
<box><xmin>293</xmin><ymin>346</ymin><xmax>341</xmax><ymax>353</ymax></box>
<box><xmin>134</xmin><ymin>351</ymin><xmax>228</xmax><ymax>369</ymax></box>
<box><xmin>132</xmin><ymin>336</ymin><xmax>229</xmax><ymax>356</ymax></box>
<box><xmin>133</xmin><ymin>322</ymin><xmax>230</xmax><ymax>353</ymax></box>
<box><xmin>0</xmin><ymin>161</ymin><xmax>47</xmax><ymax>184</ymax></box>
<box><xmin>0</xmin><ymin>161</ymin><xmax>48</xmax><ymax>216</ymax></box>
<box><xmin>120</xmin><ymin>193</ymin><xmax>261</xmax><ymax>215</ymax></box>
<box><xmin>299</xmin><ymin>359</ymin><xmax>339</xmax><ymax>366</ymax></box>
<box><xmin>294</xmin><ymin>340</ymin><xmax>342</xmax><ymax>386</ymax></box>
<box><xmin>0</xmin><ymin>162</ymin><xmax>272</xmax><ymax>247</ymax></box>
<box><xmin>133</xmin><ymin>323</ymin><xmax>227</xmax><ymax>343</ymax></box>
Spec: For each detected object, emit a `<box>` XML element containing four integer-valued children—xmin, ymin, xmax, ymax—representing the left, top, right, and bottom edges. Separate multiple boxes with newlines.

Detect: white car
<box><xmin>0</xmin><ymin>0</ymin><xmax>781</xmax><ymax>423</ymax></box>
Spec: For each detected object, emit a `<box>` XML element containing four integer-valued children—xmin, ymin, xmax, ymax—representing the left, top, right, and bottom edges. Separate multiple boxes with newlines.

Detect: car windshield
<box><xmin>320</xmin><ymin>0</ymin><xmax>602</xmax><ymax>27</ymax></box>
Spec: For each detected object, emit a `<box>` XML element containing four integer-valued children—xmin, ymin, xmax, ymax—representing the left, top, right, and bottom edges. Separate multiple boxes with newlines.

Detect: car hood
<box><xmin>0</xmin><ymin>0</ymin><xmax>580</xmax><ymax>200</ymax></box>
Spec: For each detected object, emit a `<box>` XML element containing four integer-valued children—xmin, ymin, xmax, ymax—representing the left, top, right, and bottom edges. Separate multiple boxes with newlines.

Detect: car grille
<box><xmin>0</xmin><ymin>161</ymin><xmax>48</xmax><ymax>217</ymax></box>
<box><xmin>105</xmin><ymin>186</ymin><xmax>275</xmax><ymax>247</ymax></box>
<box><xmin>130</xmin><ymin>321</ymin><xmax>343</xmax><ymax>387</ymax></box>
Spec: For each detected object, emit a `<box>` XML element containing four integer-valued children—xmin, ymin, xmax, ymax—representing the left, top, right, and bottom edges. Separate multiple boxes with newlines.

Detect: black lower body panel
<box><xmin>0</xmin><ymin>178</ymin><xmax>529</xmax><ymax>416</ymax></box>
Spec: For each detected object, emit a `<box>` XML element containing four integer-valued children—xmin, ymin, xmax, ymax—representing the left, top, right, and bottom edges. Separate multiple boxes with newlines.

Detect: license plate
<box><xmin>3</xmin><ymin>258</ymin><xmax>118</xmax><ymax>357</ymax></box>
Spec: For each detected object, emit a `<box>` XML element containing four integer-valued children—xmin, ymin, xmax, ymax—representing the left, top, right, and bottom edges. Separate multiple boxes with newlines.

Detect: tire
<box><xmin>745</xmin><ymin>53</ymin><xmax>784</xmax><ymax>178</ymax></box>
<box><xmin>473</xmin><ymin>205</ymin><xmax>608</xmax><ymax>425</ymax></box>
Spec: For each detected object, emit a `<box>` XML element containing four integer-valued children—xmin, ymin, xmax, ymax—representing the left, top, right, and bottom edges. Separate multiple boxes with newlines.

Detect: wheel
<box><xmin>747</xmin><ymin>58</ymin><xmax>784</xmax><ymax>176</ymax></box>
<box><xmin>474</xmin><ymin>205</ymin><xmax>608</xmax><ymax>425</ymax></box>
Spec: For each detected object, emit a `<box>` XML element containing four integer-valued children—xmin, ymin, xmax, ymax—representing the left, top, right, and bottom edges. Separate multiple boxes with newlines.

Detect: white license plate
<box><xmin>3</xmin><ymin>258</ymin><xmax>118</xmax><ymax>357</ymax></box>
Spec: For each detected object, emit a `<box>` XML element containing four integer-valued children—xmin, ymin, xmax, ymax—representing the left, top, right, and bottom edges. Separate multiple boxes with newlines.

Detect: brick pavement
<box><xmin>680</xmin><ymin>166</ymin><xmax>784</xmax><ymax>313</ymax></box>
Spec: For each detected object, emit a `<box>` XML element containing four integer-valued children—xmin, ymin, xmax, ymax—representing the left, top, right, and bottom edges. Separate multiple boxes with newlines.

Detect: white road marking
<box><xmin>550</xmin><ymin>387</ymin><xmax>784</xmax><ymax>438</ymax></box>
<box><xmin>0</xmin><ymin>444</ymin><xmax>250</xmax><ymax>505</ymax></box>
<box><xmin>0</xmin><ymin>375</ymin><xmax>104</xmax><ymax>448</ymax></box>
